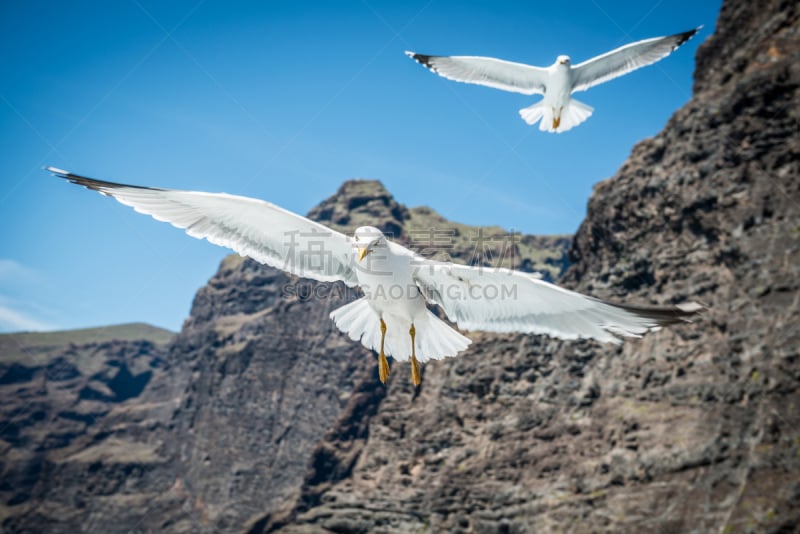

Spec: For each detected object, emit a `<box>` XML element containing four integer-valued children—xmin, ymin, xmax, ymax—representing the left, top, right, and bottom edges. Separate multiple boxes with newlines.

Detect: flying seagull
<box><xmin>48</xmin><ymin>167</ymin><xmax>701</xmax><ymax>386</ymax></box>
<box><xmin>406</xmin><ymin>27</ymin><xmax>700</xmax><ymax>133</ymax></box>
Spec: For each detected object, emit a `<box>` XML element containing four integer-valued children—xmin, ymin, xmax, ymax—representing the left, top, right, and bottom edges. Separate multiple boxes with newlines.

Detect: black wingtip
<box><xmin>46</xmin><ymin>166</ymin><xmax>102</xmax><ymax>190</ymax></box>
<box><xmin>46</xmin><ymin>166</ymin><xmax>71</xmax><ymax>179</ymax></box>
<box><xmin>46</xmin><ymin>166</ymin><xmax>157</xmax><ymax>193</ymax></box>
<box><xmin>675</xmin><ymin>26</ymin><xmax>701</xmax><ymax>47</ymax></box>
<box><xmin>47</xmin><ymin>166</ymin><xmax>106</xmax><ymax>192</ymax></box>
<box><xmin>405</xmin><ymin>51</ymin><xmax>434</xmax><ymax>68</ymax></box>
<box><xmin>611</xmin><ymin>300</ymin><xmax>705</xmax><ymax>327</ymax></box>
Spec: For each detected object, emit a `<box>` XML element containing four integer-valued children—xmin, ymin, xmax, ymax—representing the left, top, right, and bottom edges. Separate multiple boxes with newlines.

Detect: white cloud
<box><xmin>0</xmin><ymin>263</ymin><xmax>57</xmax><ymax>332</ymax></box>
<box><xmin>0</xmin><ymin>304</ymin><xmax>55</xmax><ymax>332</ymax></box>
<box><xmin>0</xmin><ymin>259</ymin><xmax>39</xmax><ymax>283</ymax></box>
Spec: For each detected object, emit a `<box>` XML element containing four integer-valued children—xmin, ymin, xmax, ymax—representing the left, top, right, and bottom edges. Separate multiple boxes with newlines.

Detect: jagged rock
<box><xmin>0</xmin><ymin>332</ymin><xmax>178</xmax><ymax>533</ymax></box>
<box><xmin>307</xmin><ymin>180</ymin><xmax>409</xmax><ymax>238</ymax></box>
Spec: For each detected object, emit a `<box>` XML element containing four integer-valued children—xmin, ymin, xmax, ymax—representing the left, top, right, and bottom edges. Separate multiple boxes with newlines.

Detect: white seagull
<box><xmin>48</xmin><ymin>167</ymin><xmax>701</xmax><ymax>386</ymax></box>
<box><xmin>406</xmin><ymin>27</ymin><xmax>700</xmax><ymax>133</ymax></box>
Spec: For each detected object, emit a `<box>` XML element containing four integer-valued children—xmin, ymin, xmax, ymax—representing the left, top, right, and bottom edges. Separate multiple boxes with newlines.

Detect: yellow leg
<box><xmin>378</xmin><ymin>318</ymin><xmax>390</xmax><ymax>384</ymax></box>
<box><xmin>410</xmin><ymin>324</ymin><xmax>421</xmax><ymax>387</ymax></box>
<box><xmin>552</xmin><ymin>107</ymin><xmax>562</xmax><ymax>130</ymax></box>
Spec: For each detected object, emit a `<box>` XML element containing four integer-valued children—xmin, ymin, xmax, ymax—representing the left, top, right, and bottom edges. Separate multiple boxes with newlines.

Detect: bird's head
<box><xmin>557</xmin><ymin>55</ymin><xmax>571</xmax><ymax>66</ymax></box>
<box><xmin>354</xmin><ymin>226</ymin><xmax>386</xmax><ymax>262</ymax></box>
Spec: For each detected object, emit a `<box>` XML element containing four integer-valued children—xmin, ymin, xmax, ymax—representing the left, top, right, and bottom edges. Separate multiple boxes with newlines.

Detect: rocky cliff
<box><xmin>0</xmin><ymin>324</ymin><xmax>178</xmax><ymax>531</ymax></box>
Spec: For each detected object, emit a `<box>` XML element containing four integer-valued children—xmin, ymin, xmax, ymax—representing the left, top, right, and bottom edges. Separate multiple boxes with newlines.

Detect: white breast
<box><xmin>544</xmin><ymin>64</ymin><xmax>572</xmax><ymax>105</ymax></box>
<box><xmin>355</xmin><ymin>242</ymin><xmax>426</xmax><ymax>321</ymax></box>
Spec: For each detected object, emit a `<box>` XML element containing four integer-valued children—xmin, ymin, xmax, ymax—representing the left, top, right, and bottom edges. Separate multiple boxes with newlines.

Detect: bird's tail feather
<box><xmin>330</xmin><ymin>298</ymin><xmax>471</xmax><ymax>362</ymax></box>
<box><xmin>518</xmin><ymin>101</ymin><xmax>545</xmax><ymax>126</ymax></box>
<box><xmin>411</xmin><ymin>309</ymin><xmax>471</xmax><ymax>362</ymax></box>
<box><xmin>557</xmin><ymin>98</ymin><xmax>593</xmax><ymax>132</ymax></box>
<box><xmin>519</xmin><ymin>98</ymin><xmax>594</xmax><ymax>133</ymax></box>
<box><xmin>330</xmin><ymin>297</ymin><xmax>383</xmax><ymax>352</ymax></box>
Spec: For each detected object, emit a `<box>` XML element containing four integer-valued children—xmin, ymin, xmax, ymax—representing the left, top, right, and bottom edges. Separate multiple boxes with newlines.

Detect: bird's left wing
<box><xmin>413</xmin><ymin>260</ymin><xmax>701</xmax><ymax>343</ymax></box>
<box><xmin>406</xmin><ymin>51</ymin><xmax>548</xmax><ymax>95</ymax></box>
<box><xmin>571</xmin><ymin>27</ymin><xmax>700</xmax><ymax>93</ymax></box>
<box><xmin>49</xmin><ymin>167</ymin><xmax>359</xmax><ymax>287</ymax></box>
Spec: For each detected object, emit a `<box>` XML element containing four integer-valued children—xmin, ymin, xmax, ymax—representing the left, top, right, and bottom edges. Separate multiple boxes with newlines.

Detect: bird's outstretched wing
<box><xmin>413</xmin><ymin>260</ymin><xmax>701</xmax><ymax>343</ymax></box>
<box><xmin>406</xmin><ymin>51</ymin><xmax>548</xmax><ymax>95</ymax></box>
<box><xmin>48</xmin><ymin>167</ymin><xmax>359</xmax><ymax>287</ymax></box>
<box><xmin>571</xmin><ymin>27</ymin><xmax>700</xmax><ymax>93</ymax></box>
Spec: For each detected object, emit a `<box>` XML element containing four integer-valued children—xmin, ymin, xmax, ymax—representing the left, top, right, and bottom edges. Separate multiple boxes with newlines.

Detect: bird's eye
<box><xmin>354</xmin><ymin>235</ymin><xmax>359</xmax><ymax>242</ymax></box>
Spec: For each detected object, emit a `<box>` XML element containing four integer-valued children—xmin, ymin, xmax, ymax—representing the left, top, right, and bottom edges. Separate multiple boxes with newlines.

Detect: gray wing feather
<box><xmin>571</xmin><ymin>27</ymin><xmax>700</xmax><ymax>93</ymax></box>
<box><xmin>406</xmin><ymin>51</ymin><xmax>548</xmax><ymax>95</ymax></box>
<box><xmin>413</xmin><ymin>260</ymin><xmax>701</xmax><ymax>343</ymax></box>
<box><xmin>48</xmin><ymin>167</ymin><xmax>359</xmax><ymax>287</ymax></box>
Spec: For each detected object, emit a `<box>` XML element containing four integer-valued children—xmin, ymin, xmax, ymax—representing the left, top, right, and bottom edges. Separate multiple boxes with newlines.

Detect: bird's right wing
<box><xmin>571</xmin><ymin>27</ymin><xmax>700</xmax><ymax>93</ymax></box>
<box><xmin>48</xmin><ymin>167</ymin><xmax>359</xmax><ymax>287</ymax></box>
<box><xmin>413</xmin><ymin>260</ymin><xmax>701</xmax><ymax>343</ymax></box>
<box><xmin>406</xmin><ymin>51</ymin><xmax>548</xmax><ymax>95</ymax></box>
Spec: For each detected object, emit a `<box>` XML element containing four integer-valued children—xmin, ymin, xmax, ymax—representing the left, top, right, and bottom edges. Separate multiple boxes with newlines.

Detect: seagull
<box><xmin>406</xmin><ymin>27</ymin><xmax>700</xmax><ymax>133</ymax></box>
<box><xmin>47</xmin><ymin>167</ymin><xmax>702</xmax><ymax>386</ymax></box>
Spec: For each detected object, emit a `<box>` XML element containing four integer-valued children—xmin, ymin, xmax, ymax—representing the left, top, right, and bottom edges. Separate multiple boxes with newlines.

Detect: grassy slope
<box><xmin>0</xmin><ymin>323</ymin><xmax>175</xmax><ymax>363</ymax></box>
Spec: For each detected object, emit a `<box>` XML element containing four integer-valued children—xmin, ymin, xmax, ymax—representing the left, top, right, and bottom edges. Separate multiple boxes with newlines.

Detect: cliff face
<box><xmin>262</xmin><ymin>1</ymin><xmax>800</xmax><ymax>532</ymax></box>
<box><xmin>0</xmin><ymin>327</ymin><xmax>180</xmax><ymax>533</ymax></box>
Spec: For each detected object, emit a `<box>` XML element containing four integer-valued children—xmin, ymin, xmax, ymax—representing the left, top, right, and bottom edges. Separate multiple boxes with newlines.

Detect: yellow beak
<box><xmin>357</xmin><ymin>247</ymin><xmax>369</xmax><ymax>262</ymax></box>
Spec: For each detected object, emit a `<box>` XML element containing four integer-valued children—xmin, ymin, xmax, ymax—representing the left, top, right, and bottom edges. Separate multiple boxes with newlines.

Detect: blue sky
<box><xmin>0</xmin><ymin>0</ymin><xmax>721</xmax><ymax>333</ymax></box>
